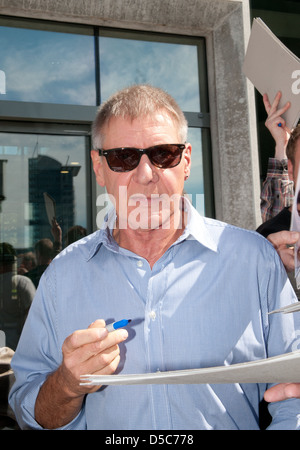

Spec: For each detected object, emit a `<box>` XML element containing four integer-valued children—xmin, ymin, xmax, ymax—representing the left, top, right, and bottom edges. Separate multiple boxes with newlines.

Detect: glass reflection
<box><xmin>99</xmin><ymin>36</ymin><xmax>201</xmax><ymax>112</ymax></box>
<box><xmin>0</xmin><ymin>26</ymin><xmax>96</xmax><ymax>105</ymax></box>
<box><xmin>0</xmin><ymin>133</ymin><xmax>87</xmax><ymax>251</ymax></box>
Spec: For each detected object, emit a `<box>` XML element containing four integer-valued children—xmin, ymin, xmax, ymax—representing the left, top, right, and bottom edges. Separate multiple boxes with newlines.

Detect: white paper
<box><xmin>269</xmin><ymin>301</ymin><xmax>300</xmax><ymax>315</ymax></box>
<box><xmin>243</xmin><ymin>18</ymin><xmax>300</xmax><ymax>130</ymax></box>
<box><xmin>80</xmin><ymin>351</ymin><xmax>300</xmax><ymax>386</ymax></box>
<box><xmin>43</xmin><ymin>192</ymin><xmax>56</xmax><ymax>225</ymax></box>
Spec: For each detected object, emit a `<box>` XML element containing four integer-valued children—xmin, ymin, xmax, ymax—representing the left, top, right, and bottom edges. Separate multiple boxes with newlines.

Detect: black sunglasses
<box><xmin>97</xmin><ymin>144</ymin><xmax>186</xmax><ymax>173</ymax></box>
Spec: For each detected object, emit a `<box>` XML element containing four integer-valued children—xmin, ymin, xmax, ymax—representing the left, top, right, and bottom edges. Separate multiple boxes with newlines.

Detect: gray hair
<box><xmin>92</xmin><ymin>84</ymin><xmax>188</xmax><ymax>149</ymax></box>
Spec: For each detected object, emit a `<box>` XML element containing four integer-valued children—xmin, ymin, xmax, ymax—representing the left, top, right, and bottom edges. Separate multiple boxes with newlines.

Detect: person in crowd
<box><xmin>258</xmin><ymin>122</ymin><xmax>300</xmax><ymax>237</ymax></box>
<box><xmin>25</xmin><ymin>238</ymin><xmax>54</xmax><ymax>288</ymax></box>
<box><xmin>260</xmin><ymin>91</ymin><xmax>294</xmax><ymax>222</ymax></box>
<box><xmin>65</xmin><ymin>225</ymin><xmax>87</xmax><ymax>246</ymax></box>
<box><xmin>0</xmin><ymin>243</ymin><xmax>35</xmax><ymax>350</ymax></box>
<box><xmin>257</xmin><ymin>95</ymin><xmax>300</xmax><ymax>408</ymax></box>
<box><xmin>9</xmin><ymin>85</ymin><xmax>300</xmax><ymax>430</ymax></box>
<box><xmin>17</xmin><ymin>252</ymin><xmax>36</xmax><ymax>275</ymax></box>
<box><xmin>257</xmin><ymin>124</ymin><xmax>300</xmax><ymax>298</ymax></box>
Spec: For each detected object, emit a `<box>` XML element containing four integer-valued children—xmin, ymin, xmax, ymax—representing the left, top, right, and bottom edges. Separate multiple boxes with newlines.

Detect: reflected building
<box><xmin>28</xmin><ymin>155</ymin><xmax>79</xmax><ymax>243</ymax></box>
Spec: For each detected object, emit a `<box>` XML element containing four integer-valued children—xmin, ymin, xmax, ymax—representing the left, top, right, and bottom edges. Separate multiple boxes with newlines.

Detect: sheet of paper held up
<box><xmin>243</xmin><ymin>18</ymin><xmax>300</xmax><ymax>130</ymax></box>
<box><xmin>80</xmin><ymin>351</ymin><xmax>300</xmax><ymax>386</ymax></box>
<box><xmin>43</xmin><ymin>192</ymin><xmax>56</xmax><ymax>225</ymax></box>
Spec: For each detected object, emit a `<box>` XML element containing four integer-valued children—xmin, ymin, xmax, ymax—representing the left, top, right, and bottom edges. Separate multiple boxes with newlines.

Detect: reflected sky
<box><xmin>0</xmin><ymin>25</ymin><xmax>201</xmax><ymax>112</ymax></box>
<box><xmin>99</xmin><ymin>37</ymin><xmax>201</xmax><ymax>112</ymax></box>
<box><xmin>0</xmin><ymin>26</ymin><xmax>96</xmax><ymax>105</ymax></box>
<box><xmin>0</xmin><ymin>133</ymin><xmax>87</xmax><ymax>250</ymax></box>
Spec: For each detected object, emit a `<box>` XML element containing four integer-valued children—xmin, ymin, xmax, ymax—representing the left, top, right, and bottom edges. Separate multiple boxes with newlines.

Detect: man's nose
<box><xmin>133</xmin><ymin>155</ymin><xmax>158</xmax><ymax>184</ymax></box>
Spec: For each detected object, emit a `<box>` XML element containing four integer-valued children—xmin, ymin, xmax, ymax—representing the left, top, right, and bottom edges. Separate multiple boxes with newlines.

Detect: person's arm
<box><xmin>260</xmin><ymin>92</ymin><xmax>293</xmax><ymax>222</ymax></box>
<box><xmin>51</xmin><ymin>218</ymin><xmax>62</xmax><ymax>256</ymax></box>
<box><xmin>263</xmin><ymin>231</ymin><xmax>300</xmax><ymax>405</ymax></box>
<box><xmin>34</xmin><ymin>320</ymin><xmax>128</xmax><ymax>429</ymax></box>
<box><xmin>260</xmin><ymin>159</ymin><xmax>293</xmax><ymax>222</ymax></box>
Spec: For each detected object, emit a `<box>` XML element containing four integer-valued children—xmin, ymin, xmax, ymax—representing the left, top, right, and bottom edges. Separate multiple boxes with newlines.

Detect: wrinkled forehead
<box><xmin>100</xmin><ymin>112</ymin><xmax>180</xmax><ymax>147</ymax></box>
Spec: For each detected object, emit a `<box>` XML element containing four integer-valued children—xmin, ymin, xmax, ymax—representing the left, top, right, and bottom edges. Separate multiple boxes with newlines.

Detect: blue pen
<box><xmin>105</xmin><ymin>319</ymin><xmax>131</xmax><ymax>332</ymax></box>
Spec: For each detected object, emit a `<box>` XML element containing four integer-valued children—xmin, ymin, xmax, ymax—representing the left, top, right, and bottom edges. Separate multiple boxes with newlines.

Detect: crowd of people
<box><xmin>1</xmin><ymin>84</ymin><xmax>300</xmax><ymax>429</ymax></box>
<box><xmin>0</xmin><ymin>223</ymin><xmax>87</xmax><ymax>428</ymax></box>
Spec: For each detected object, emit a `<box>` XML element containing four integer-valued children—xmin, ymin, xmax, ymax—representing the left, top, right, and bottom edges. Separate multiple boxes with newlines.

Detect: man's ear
<box><xmin>90</xmin><ymin>150</ymin><xmax>105</xmax><ymax>187</ymax></box>
<box><xmin>183</xmin><ymin>143</ymin><xmax>192</xmax><ymax>180</ymax></box>
<box><xmin>288</xmin><ymin>159</ymin><xmax>294</xmax><ymax>182</ymax></box>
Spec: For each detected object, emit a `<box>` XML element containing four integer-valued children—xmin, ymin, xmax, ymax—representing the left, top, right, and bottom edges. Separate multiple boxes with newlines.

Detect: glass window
<box><xmin>0</xmin><ymin>21</ymin><xmax>96</xmax><ymax>105</ymax></box>
<box><xmin>0</xmin><ymin>132</ymin><xmax>88</xmax><ymax>251</ymax></box>
<box><xmin>99</xmin><ymin>35</ymin><xmax>201</xmax><ymax>112</ymax></box>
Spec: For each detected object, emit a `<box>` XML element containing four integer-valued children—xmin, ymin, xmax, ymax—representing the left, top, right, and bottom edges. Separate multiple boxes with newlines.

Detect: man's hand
<box><xmin>267</xmin><ymin>230</ymin><xmax>300</xmax><ymax>272</ymax></box>
<box><xmin>34</xmin><ymin>319</ymin><xmax>128</xmax><ymax>429</ymax></box>
<box><xmin>58</xmin><ymin>319</ymin><xmax>127</xmax><ymax>397</ymax></box>
<box><xmin>264</xmin><ymin>383</ymin><xmax>300</xmax><ymax>402</ymax></box>
<box><xmin>263</xmin><ymin>91</ymin><xmax>291</xmax><ymax>161</ymax></box>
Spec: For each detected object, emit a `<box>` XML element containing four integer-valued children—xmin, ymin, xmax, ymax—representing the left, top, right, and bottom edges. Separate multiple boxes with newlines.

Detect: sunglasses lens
<box><xmin>106</xmin><ymin>148</ymin><xmax>140</xmax><ymax>172</ymax></box>
<box><xmin>150</xmin><ymin>145</ymin><xmax>183</xmax><ymax>168</ymax></box>
<box><xmin>103</xmin><ymin>144</ymin><xmax>184</xmax><ymax>172</ymax></box>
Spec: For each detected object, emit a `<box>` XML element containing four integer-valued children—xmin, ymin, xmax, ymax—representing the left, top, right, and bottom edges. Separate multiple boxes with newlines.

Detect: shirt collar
<box><xmin>86</xmin><ymin>208</ymin><xmax>117</xmax><ymax>261</ymax></box>
<box><xmin>87</xmin><ymin>197</ymin><xmax>218</xmax><ymax>261</ymax></box>
<box><xmin>179</xmin><ymin>197</ymin><xmax>218</xmax><ymax>253</ymax></box>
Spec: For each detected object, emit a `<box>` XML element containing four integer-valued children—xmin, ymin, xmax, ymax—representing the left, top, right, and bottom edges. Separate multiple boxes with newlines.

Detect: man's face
<box><xmin>91</xmin><ymin>112</ymin><xmax>191</xmax><ymax>230</ymax></box>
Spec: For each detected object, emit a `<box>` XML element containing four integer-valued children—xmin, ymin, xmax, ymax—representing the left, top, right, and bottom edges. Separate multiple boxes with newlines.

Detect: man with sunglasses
<box><xmin>9</xmin><ymin>85</ymin><xmax>300</xmax><ymax>430</ymax></box>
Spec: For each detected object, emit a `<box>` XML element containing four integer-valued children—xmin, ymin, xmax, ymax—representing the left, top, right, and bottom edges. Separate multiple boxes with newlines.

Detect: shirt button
<box><xmin>136</xmin><ymin>259</ymin><xmax>143</xmax><ymax>268</ymax></box>
<box><xmin>149</xmin><ymin>310</ymin><xmax>156</xmax><ymax>320</ymax></box>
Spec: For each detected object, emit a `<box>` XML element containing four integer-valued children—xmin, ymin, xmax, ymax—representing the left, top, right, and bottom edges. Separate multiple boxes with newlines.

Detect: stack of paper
<box><xmin>243</xmin><ymin>18</ymin><xmax>300</xmax><ymax>130</ymax></box>
<box><xmin>80</xmin><ymin>351</ymin><xmax>300</xmax><ymax>386</ymax></box>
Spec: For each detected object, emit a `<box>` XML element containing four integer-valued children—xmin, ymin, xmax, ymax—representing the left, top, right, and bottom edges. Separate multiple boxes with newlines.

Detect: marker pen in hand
<box><xmin>105</xmin><ymin>319</ymin><xmax>131</xmax><ymax>332</ymax></box>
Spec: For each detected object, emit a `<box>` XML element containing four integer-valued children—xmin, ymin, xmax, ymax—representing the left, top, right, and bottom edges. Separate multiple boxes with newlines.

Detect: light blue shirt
<box><xmin>9</xmin><ymin>201</ymin><xmax>300</xmax><ymax>429</ymax></box>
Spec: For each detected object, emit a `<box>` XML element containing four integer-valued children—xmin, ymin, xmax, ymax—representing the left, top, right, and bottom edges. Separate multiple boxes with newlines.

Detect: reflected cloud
<box><xmin>0</xmin><ymin>27</ymin><xmax>96</xmax><ymax>105</ymax></box>
<box><xmin>99</xmin><ymin>37</ymin><xmax>201</xmax><ymax>111</ymax></box>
